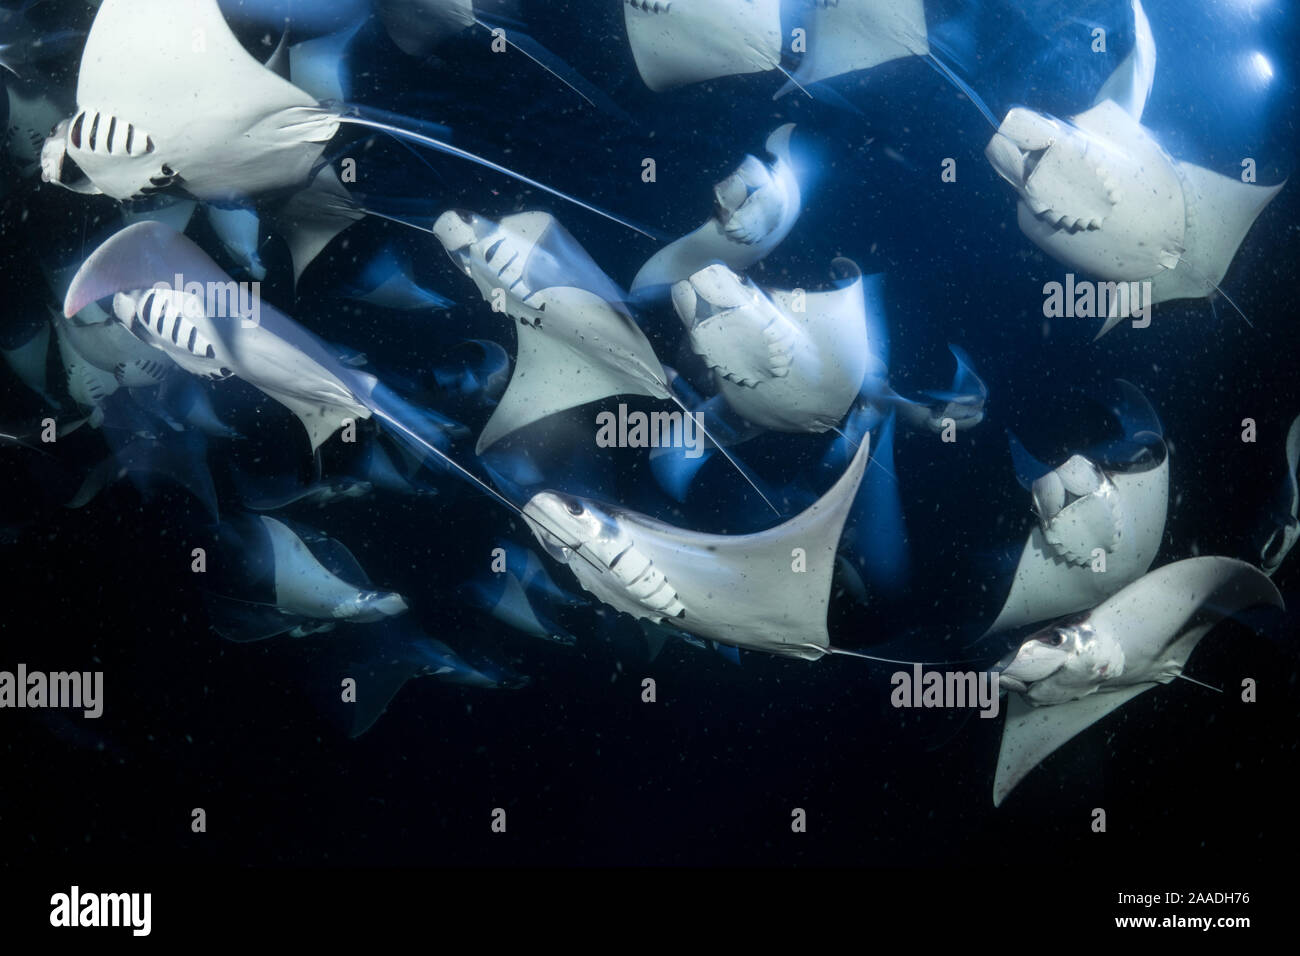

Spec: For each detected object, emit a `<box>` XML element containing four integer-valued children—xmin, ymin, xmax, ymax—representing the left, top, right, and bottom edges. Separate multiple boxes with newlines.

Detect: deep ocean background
<box><xmin>0</xmin><ymin>0</ymin><xmax>1297</xmax><ymax>871</ymax></box>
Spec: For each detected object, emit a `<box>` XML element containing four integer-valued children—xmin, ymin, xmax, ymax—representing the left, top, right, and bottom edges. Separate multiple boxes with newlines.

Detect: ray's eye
<box><xmin>565</xmin><ymin>500</ymin><xmax>584</xmax><ymax>517</ymax></box>
<box><xmin>1040</xmin><ymin>631</ymin><xmax>1066</xmax><ymax>647</ymax></box>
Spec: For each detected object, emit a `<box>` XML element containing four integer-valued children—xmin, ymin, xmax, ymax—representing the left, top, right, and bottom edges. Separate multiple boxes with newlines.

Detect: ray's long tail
<box><xmin>332</xmin><ymin>103</ymin><xmax>656</xmax><ymax>239</ymax></box>
<box><xmin>361</xmin><ymin>380</ymin><xmax>527</xmax><ymax>519</ymax></box>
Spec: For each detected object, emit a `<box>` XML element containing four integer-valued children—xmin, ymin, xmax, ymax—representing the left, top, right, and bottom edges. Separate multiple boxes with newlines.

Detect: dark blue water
<box><xmin>0</xmin><ymin>0</ymin><xmax>1296</xmax><ymax>874</ymax></box>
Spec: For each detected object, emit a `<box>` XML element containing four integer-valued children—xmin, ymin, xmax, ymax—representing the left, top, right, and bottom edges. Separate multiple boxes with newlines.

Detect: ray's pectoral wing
<box><xmin>1148</xmin><ymin>162</ymin><xmax>1284</xmax><ymax>305</ymax></box>
<box><xmin>625</xmin><ymin>436</ymin><xmax>870</xmax><ymax>656</ymax></box>
<box><xmin>996</xmin><ymin>557</ymin><xmax>1285</xmax><ymax>805</ymax></box>
<box><xmin>1285</xmin><ymin>414</ymin><xmax>1300</xmax><ymax>516</ymax></box>
<box><xmin>262</xmin><ymin>391</ymin><xmax>366</xmax><ymax>452</ymax></box>
<box><xmin>986</xmin><ymin>458</ymin><xmax>1168</xmax><ymax>635</ymax></box>
<box><xmin>81</xmin><ymin>0</ymin><xmax>321</xmax><ymax>134</ymax></box>
<box><xmin>792</xmin><ymin>0</ymin><xmax>930</xmax><ymax>87</ymax></box>
<box><xmin>769</xmin><ymin>265</ymin><xmax>870</xmax><ymax>391</ymax></box>
<box><xmin>224</xmin><ymin>322</ymin><xmax>373</xmax><ymax>452</ymax></box>
<box><xmin>1091</xmin><ymin>0</ymin><xmax>1156</xmax><ymax>122</ymax></box>
<box><xmin>993</xmin><ymin>684</ymin><xmax>1153</xmax><ymax>806</ymax></box>
<box><xmin>631</xmin><ymin>218</ymin><xmax>737</xmax><ymax>293</ymax></box>
<box><xmin>623</xmin><ymin>0</ymin><xmax>782</xmax><ymax>92</ymax></box>
<box><xmin>1086</xmin><ymin>556</ymin><xmax>1284</xmax><ymax>670</ymax></box>
<box><xmin>997</xmin><ymin>618</ymin><xmax>1234</xmax><ymax>807</ymax></box>
<box><xmin>476</xmin><ymin>287</ymin><xmax>667</xmax><ymax>454</ymax></box>
<box><xmin>268</xmin><ymin>165</ymin><xmax>365</xmax><ymax>287</ymax></box>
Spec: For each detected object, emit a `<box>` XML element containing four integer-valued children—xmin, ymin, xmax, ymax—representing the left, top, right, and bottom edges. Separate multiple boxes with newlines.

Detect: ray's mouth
<box><xmin>993</xmin><ymin>646</ymin><xmax>1029</xmax><ymax>693</ymax></box>
<box><xmin>431</xmin><ymin>209</ymin><xmax>478</xmax><ymax>261</ymax></box>
<box><xmin>985</xmin><ymin>130</ymin><xmax>1054</xmax><ymax>194</ymax></box>
<box><xmin>522</xmin><ymin>510</ymin><xmax>581</xmax><ymax>565</ymax></box>
<box><xmin>998</xmin><ymin>673</ymin><xmax>1027</xmax><ymax>693</ymax></box>
<box><xmin>1033</xmin><ymin>483</ymin><xmax>1088</xmax><ymax>523</ymax></box>
<box><xmin>43</xmin><ymin>142</ymin><xmax>92</xmax><ymax>191</ymax></box>
<box><xmin>1021</xmin><ymin>146</ymin><xmax>1048</xmax><ymax>182</ymax></box>
<box><xmin>671</xmin><ymin>266</ymin><xmax>758</xmax><ymax>333</ymax></box>
<box><xmin>670</xmin><ymin>279</ymin><xmax>722</xmax><ymax>332</ymax></box>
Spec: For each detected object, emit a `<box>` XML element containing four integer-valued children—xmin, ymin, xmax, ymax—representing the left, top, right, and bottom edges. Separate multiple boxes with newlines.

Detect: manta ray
<box><xmin>670</xmin><ymin>258</ymin><xmax>878</xmax><ymax>433</ymax></box>
<box><xmin>623</xmin><ymin>0</ymin><xmax>784</xmax><ymax>93</ymax></box>
<box><xmin>519</xmin><ymin>437</ymin><xmax>872</xmax><ymax>659</ymax></box>
<box><xmin>42</xmin><ymin>256</ymin><xmax>179</xmax><ymax>428</ymax></box>
<box><xmin>432</xmin><ymin>207</ymin><xmax>778</xmax><ymax>511</ymax></box>
<box><xmin>891</xmin><ymin>345</ymin><xmax>987</xmax><ymax>434</ymax></box>
<box><xmin>65</xmin><ymin>222</ymin><xmax>377</xmax><ymax>451</ymax></box>
<box><xmin>778</xmin><ymin>0</ymin><xmax>930</xmax><ymax>96</ymax></box>
<box><xmin>984</xmin><ymin>0</ymin><xmax>1283</xmax><ymax>336</ymax></box>
<box><xmin>316</xmin><ymin>615</ymin><xmax>531</xmax><ymax>738</ymax></box>
<box><xmin>993</xmin><ymin>556</ymin><xmax>1284</xmax><ymax>805</ymax></box>
<box><xmin>39</xmin><ymin>0</ymin><xmax>642</xmax><ymax>233</ymax></box>
<box><xmin>377</xmin><ymin>0</ymin><xmax>478</xmax><ymax>55</ymax></box>
<box><xmin>206</xmin><ymin>514</ymin><xmax>409</xmax><ymax>642</ymax></box>
<box><xmin>51</xmin><ymin>307</ymin><xmax>174</xmax><ymax>419</ymax></box>
<box><xmin>205</xmin><ymin>206</ymin><xmax>267</xmax><ymax>281</ymax></box>
<box><xmin>62</xmin><ymin>221</ymin><xmax>520</xmax><ymax>520</ymax></box>
<box><xmin>630</xmin><ymin>125</ymin><xmax>800</xmax><ymax>294</ymax></box>
<box><xmin>1260</xmin><ymin>413</ymin><xmax>1300</xmax><ymax>576</ymax></box>
<box><xmin>986</xmin><ymin>381</ymin><xmax>1168</xmax><ymax>635</ymax></box>
<box><xmin>5</xmin><ymin>73</ymin><xmax>70</xmax><ymax>178</ymax></box>
<box><xmin>620</xmin><ymin>0</ymin><xmax>984</xmax><ymax>123</ymax></box>
<box><xmin>1</xmin><ymin>316</ymin><xmax>56</xmax><ymax>409</ymax></box>
<box><xmin>652</xmin><ymin>265</ymin><xmax>980</xmax><ymax>510</ymax></box>
<box><xmin>468</xmin><ymin>575</ymin><xmax>574</xmax><ymax>649</ymax></box>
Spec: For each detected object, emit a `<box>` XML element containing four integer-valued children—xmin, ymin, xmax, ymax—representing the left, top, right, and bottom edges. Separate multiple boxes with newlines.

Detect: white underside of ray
<box><xmin>1143</xmin><ymin>161</ymin><xmax>1285</xmax><ymax>308</ymax></box>
<box><xmin>527</xmin><ymin>436</ymin><xmax>870</xmax><ymax>659</ymax></box>
<box><xmin>70</xmin><ymin>0</ymin><xmax>337</xmax><ymax>202</ymax></box>
<box><xmin>53</xmin><ymin>305</ymin><xmax>174</xmax><ymax>388</ymax></box>
<box><xmin>53</xmin><ymin>314</ymin><xmax>119</xmax><ymax>414</ymax></box>
<box><xmin>432</xmin><ymin>209</ymin><xmax>673</xmax><ymax>454</ymax></box>
<box><xmin>120</xmin><ymin>197</ymin><xmax>199</xmax><ymax>234</ymax></box>
<box><xmin>487</xmin><ymin>572</ymin><xmax>563</xmax><ymax>642</ymax></box>
<box><xmin>264</xmin><ymin>516</ymin><xmax>408</xmax><ymax>621</ymax></box>
<box><xmin>987</xmin><ymin>1</ymin><xmax>1283</xmax><ymax>334</ymax></box>
<box><xmin>477</xmin><ymin>286</ymin><xmax>671</xmax><ymax>453</ymax></box>
<box><xmin>677</xmin><ymin>261</ymin><xmax>873</xmax><ymax>433</ymax></box>
<box><xmin>64</xmin><ymin>222</ymin><xmax>375</xmax><ymax>452</ymax></box>
<box><xmin>1000</xmin><ymin>99</ymin><xmax>1284</xmax><ymax>337</ymax></box>
<box><xmin>993</xmin><ymin>680</ymin><xmax>1153</xmax><ymax>807</ymax></box>
<box><xmin>631</xmin><ymin>125</ymin><xmax>800</xmax><ymax>293</ymax></box>
<box><xmin>624</xmin><ymin>0</ymin><xmax>783</xmax><ymax>92</ymax></box>
<box><xmin>786</xmin><ymin>0</ymin><xmax>930</xmax><ymax>91</ymax></box>
<box><xmin>994</xmin><ymin>557</ymin><xmax>1283</xmax><ymax>805</ymax></box>
<box><xmin>985</xmin><ymin>455</ymin><xmax>1168</xmax><ymax>635</ymax></box>
<box><xmin>1014</xmin><ymin>101</ymin><xmax>1184</xmax><ymax>283</ymax></box>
